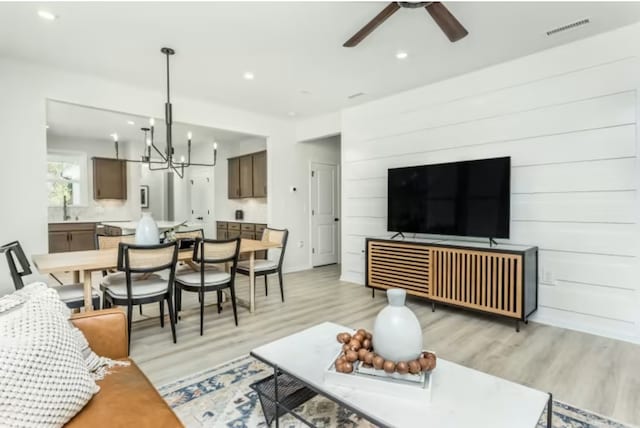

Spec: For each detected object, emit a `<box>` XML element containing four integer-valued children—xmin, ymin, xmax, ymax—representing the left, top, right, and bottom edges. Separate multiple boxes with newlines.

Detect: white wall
<box><xmin>47</xmin><ymin>135</ymin><xmax>140</xmax><ymax>222</ymax></box>
<box><xmin>295</xmin><ymin>112</ymin><xmax>341</xmax><ymax>143</ymax></box>
<box><xmin>139</xmin><ymin>167</ymin><xmax>167</xmax><ymax>220</ymax></box>
<box><xmin>214</xmin><ymin>137</ymin><xmax>268</xmax><ymax>223</ymax></box>
<box><xmin>341</xmin><ymin>23</ymin><xmax>640</xmax><ymax>343</ymax></box>
<box><xmin>0</xmin><ymin>56</ymin><xmax>312</xmax><ymax>296</ymax></box>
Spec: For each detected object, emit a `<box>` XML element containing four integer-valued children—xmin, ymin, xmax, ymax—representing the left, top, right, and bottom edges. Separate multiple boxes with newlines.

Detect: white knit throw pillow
<box><xmin>0</xmin><ymin>283</ymin><xmax>98</xmax><ymax>428</ymax></box>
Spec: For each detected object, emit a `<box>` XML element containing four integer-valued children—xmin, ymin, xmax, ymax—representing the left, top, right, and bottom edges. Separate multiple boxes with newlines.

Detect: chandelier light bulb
<box><xmin>111</xmin><ymin>133</ymin><xmax>118</xmax><ymax>142</ymax></box>
<box><xmin>146</xmin><ymin>138</ymin><xmax>151</xmax><ymax>146</ymax></box>
<box><xmin>213</xmin><ymin>142</ymin><xmax>218</xmax><ymax>150</ymax></box>
<box><xmin>187</xmin><ymin>131</ymin><xmax>192</xmax><ymax>140</ymax></box>
<box><xmin>149</xmin><ymin>118</ymin><xmax>155</xmax><ymax>126</ymax></box>
<box><xmin>180</xmin><ymin>155</ymin><xmax>186</xmax><ymax>163</ymax></box>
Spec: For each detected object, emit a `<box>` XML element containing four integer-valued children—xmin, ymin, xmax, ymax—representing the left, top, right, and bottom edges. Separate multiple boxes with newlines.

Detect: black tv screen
<box><xmin>387</xmin><ymin>157</ymin><xmax>511</xmax><ymax>238</ymax></box>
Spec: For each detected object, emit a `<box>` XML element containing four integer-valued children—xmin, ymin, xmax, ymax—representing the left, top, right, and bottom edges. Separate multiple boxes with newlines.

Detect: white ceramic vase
<box><xmin>135</xmin><ymin>212</ymin><xmax>160</xmax><ymax>245</ymax></box>
<box><xmin>372</xmin><ymin>289</ymin><xmax>423</xmax><ymax>362</ymax></box>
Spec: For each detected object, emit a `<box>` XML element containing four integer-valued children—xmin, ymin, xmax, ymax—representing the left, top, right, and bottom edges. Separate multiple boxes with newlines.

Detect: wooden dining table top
<box><xmin>32</xmin><ymin>239</ymin><xmax>281</xmax><ymax>274</ymax></box>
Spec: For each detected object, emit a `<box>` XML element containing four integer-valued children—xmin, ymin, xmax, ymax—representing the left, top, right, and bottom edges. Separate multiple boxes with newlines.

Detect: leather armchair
<box><xmin>65</xmin><ymin>309</ymin><xmax>183</xmax><ymax>428</ymax></box>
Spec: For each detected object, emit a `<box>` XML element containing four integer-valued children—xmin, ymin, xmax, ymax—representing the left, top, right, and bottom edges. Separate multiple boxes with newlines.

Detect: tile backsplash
<box><xmin>48</xmin><ymin>200</ymin><xmax>136</xmax><ymax>222</ymax></box>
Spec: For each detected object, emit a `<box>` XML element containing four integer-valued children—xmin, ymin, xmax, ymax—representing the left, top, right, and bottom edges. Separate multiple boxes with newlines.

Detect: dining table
<box><xmin>32</xmin><ymin>238</ymin><xmax>281</xmax><ymax>313</ymax></box>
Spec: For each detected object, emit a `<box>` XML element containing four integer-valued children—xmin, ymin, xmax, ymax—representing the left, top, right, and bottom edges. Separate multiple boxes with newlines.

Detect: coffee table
<box><xmin>250</xmin><ymin>322</ymin><xmax>552</xmax><ymax>428</ymax></box>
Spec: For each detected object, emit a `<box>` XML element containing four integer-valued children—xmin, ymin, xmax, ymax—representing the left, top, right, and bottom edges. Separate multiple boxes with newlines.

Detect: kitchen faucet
<box><xmin>63</xmin><ymin>195</ymin><xmax>71</xmax><ymax>221</ymax></box>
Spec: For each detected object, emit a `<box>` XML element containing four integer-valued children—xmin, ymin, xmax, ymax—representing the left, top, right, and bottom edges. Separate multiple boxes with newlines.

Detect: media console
<box><xmin>365</xmin><ymin>238</ymin><xmax>538</xmax><ymax>331</ymax></box>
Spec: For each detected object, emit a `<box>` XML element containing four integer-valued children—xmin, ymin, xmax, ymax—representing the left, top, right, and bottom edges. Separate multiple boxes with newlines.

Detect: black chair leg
<box><xmin>264</xmin><ymin>275</ymin><xmax>268</xmax><ymax>296</ymax></box>
<box><xmin>217</xmin><ymin>290</ymin><xmax>222</xmax><ymax>313</ymax></box>
<box><xmin>199</xmin><ymin>290</ymin><xmax>205</xmax><ymax>336</ymax></box>
<box><xmin>174</xmin><ymin>286</ymin><xmax>181</xmax><ymax>324</ymax></box>
<box><xmin>229</xmin><ymin>284</ymin><xmax>239</xmax><ymax>326</ymax></box>
<box><xmin>159</xmin><ymin>300</ymin><xmax>165</xmax><ymax>328</ymax></box>
<box><xmin>278</xmin><ymin>270</ymin><xmax>284</xmax><ymax>302</ymax></box>
<box><xmin>139</xmin><ymin>305</ymin><xmax>143</xmax><ymax>315</ymax></box>
<box><xmin>126</xmin><ymin>304</ymin><xmax>133</xmax><ymax>354</ymax></box>
<box><xmin>167</xmin><ymin>297</ymin><xmax>177</xmax><ymax>344</ymax></box>
<box><xmin>92</xmin><ymin>296</ymin><xmax>100</xmax><ymax>311</ymax></box>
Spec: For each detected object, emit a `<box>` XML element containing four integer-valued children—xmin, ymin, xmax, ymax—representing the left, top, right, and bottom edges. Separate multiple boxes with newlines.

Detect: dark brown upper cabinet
<box><xmin>228</xmin><ymin>150</ymin><xmax>267</xmax><ymax>199</ymax></box>
<box><xmin>93</xmin><ymin>157</ymin><xmax>127</xmax><ymax>200</ymax></box>
<box><xmin>239</xmin><ymin>155</ymin><xmax>253</xmax><ymax>198</ymax></box>
<box><xmin>228</xmin><ymin>157</ymin><xmax>241</xmax><ymax>199</ymax></box>
<box><xmin>252</xmin><ymin>151</ymin><xmax>267</xmax><ymax>198</ymax></box>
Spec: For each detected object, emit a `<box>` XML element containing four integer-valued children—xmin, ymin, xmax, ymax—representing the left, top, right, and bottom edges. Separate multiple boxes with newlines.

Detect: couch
<box><xmin>65</xmin><ymin>309</ymin><xmax>183</xmax><ymax>428</ymax></box>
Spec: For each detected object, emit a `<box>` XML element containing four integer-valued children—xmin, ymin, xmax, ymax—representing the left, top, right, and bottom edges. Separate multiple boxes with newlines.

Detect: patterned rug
<box><xmin>159</xmin><ymin>355</ymin><xmax>633</xmax><ymax>428</ymax></box>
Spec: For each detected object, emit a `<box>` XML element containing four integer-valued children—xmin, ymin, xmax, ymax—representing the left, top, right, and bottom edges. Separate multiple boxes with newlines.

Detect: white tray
<box><xmin>324</xmin><ymin>350</ymin><xmax>434</xmax><ymax>401</ymax></box>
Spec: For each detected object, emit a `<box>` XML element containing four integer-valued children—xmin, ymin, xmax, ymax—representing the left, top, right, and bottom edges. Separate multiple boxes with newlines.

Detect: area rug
<box><xmin>159</xmin><ymin>355</ymin><xmax>633</xmax><ymax>428</ymax></box>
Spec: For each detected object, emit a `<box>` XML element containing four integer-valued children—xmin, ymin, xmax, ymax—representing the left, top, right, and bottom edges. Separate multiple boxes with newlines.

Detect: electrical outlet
<box><xmin>298</xmin><ymin>240</ymin><xmax>304</xmax><ymax>248</ymax></box>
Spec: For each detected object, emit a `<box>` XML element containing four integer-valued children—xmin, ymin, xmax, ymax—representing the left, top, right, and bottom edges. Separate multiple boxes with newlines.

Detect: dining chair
<box><xmin>0</xmin><ymin>240</ymin><xmax>100</xmax><ymax>310</ymax></box>
<box><xmin>237</xmin><ymin>228</ymin><xmax>289</xmax><ymax>302</ymax></box>
<box><xmin>174</xmin><ymin>237</ymin><xmax>241</xmax><ymax>336</ymax></box>
<box><xmin>170</xmin><ymin>228</ymin><xmax>204</xmax><ymax>275</ymax></box>
<box><xmin>96</xmin><ymin>233</ymin><xmax>151</xmax><ymax>314</ymax></box>
<box><xmin>102</xmin><ymin>241</ymin><xmax>179</xmax><ymax>352</ymax></box>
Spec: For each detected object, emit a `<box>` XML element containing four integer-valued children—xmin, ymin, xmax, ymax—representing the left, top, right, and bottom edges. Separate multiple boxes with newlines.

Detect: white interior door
<box><xmin>311</xmin><ymin>162</ymin><xmax>339</xmax><ymax>266</ymax></box>
<box><xmin>189</xmin><ymin>175</ymin><xmax>213</xmax><ymax>236</ymax></box>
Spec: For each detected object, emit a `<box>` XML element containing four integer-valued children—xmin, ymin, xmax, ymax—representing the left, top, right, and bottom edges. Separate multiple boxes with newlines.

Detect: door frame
<box><xmin>308</xmin><ymin>161</ymin><xmax>341</xmax><ymax>267</ymax></box>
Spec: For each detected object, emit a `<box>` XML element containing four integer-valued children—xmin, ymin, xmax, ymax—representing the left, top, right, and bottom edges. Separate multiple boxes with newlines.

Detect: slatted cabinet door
<box><xmin>429</xmin><ymin>247</ymin><xmax>523</xmax><ymax>319</ymax></box>
<box><xmin>367</xmin><ymin>241</ymin><xmax>430</xmax><ymax>298</ymax></box>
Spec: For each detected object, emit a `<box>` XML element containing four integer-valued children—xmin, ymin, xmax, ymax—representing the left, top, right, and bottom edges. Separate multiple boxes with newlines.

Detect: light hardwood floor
<box><xmin>120</xmin><ymin>265</ymin><xmax>640</xmax><ymax>426</ymax></box>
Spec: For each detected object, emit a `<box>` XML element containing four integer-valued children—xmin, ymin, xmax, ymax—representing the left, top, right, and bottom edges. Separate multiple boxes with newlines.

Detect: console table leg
<box><xmin>432</xmin><ymin>302</ymin><xmax>435</xmax><ymax>312</ymax></box>
<box><xmin>515</xmin><ymin>320</ymin><xmax>520</xmax><ymax>332</ymax></box>
<box><xmin>547</xmin><ymin>392</ymin><xmax>553</xmax><ymax>428</ymax></box>
<box><xmin>371</xmin><ymin>288</ymin><xmax>374</xmax><ymax>298</ymax></box>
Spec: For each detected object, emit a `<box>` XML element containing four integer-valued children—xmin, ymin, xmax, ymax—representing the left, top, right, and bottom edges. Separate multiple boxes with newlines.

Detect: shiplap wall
<box><xmin>340</xmin><ymin>24</ymin><xmax>640</xmax><ymax>343</ymax></box>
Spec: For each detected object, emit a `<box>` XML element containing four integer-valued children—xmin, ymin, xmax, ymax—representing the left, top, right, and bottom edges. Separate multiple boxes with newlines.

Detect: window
<box><xmin>47</xmin><ymin>151</ymin><xmax>88</xmax><ymax>207</ymax></box>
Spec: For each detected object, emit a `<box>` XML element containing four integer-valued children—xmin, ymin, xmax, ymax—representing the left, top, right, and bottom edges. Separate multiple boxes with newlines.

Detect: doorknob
<box><xmin>196</xmin><ymin>216</ymin><xmax>204</xmax><ymax>220</ymax></box>
<box><xmin>334</xmin><ymin>218</ymin><xmax>340</xmax><ymax>222</ymax></box>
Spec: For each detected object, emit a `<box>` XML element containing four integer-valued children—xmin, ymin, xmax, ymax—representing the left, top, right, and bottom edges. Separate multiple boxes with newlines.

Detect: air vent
<box><xmin>546</xmin><ymin>18</ymin><xmax>590</xmax><ymax>36</ymax></box>
<box><xmin>348</xmin><ymin>92</ymin><xmax>366</xmax><ymax>99</ymax></box>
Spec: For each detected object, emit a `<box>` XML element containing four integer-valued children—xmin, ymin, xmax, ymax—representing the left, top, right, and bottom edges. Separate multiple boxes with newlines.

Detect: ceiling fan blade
<box><xmin>343</xmin><ymin>2</ymin><xmax>401</xmax><ymax>47</ymax></box>
<box><xmin>426</xmin><ymin>2</ymin><xmax>468</xmax><ymax>42</ymax></box>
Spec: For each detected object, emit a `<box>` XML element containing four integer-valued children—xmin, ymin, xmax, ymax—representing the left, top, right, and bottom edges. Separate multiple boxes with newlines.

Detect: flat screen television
<box><xmin>387</xmin><ymin>157</ymin><xmax>511</xmax><ymax>239</ymax></box>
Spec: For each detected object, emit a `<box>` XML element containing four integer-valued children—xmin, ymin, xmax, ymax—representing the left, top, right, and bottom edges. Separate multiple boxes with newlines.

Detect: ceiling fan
<box><xmin>343</xmin><ymin>2</ymin><xmax>468</xmax><ymax>47</ymax></box>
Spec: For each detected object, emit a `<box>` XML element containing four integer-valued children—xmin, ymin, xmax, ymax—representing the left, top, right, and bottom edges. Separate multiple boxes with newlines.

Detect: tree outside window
<box><xmin>47</xmin><ymin>152</ymin><xmax>87</xmax><ymax>207</ymax></box>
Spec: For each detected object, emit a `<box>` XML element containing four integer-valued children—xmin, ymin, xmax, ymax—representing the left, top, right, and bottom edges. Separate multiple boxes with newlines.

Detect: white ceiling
<box><xmin>3</xmin><ymin>2</ymin><xmax>640</xmax><ymax>118</ymax></box>
<box><xmin>46</xmin><ymin>100</ymin><xmax>255</xmax><ymax>146</ymax></box>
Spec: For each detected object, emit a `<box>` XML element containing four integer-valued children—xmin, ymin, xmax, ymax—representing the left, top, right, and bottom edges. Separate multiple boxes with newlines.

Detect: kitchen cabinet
<box><xmin>48</xmin><ymin>223</ymin><xmax>97</xmax><ymax>253</ymax></box>
<box><xmin>93</xmin><ymin>157</ymin><xmax>127</xmax><ymax>200</ymax></box>
<box><xmin>252</xmin><ymin>151</ymin><xmax>267</xmax><ymax>198</ymax></box>
<box><xmin>228</xmin><ymin>158</ymin><xmax>240</xmax><ymax>199</ymax></box>
<box><xmin>227</xmin><ymin>150</ymin><xmax>267</xmax><ymax>199</ymax></box>
<box><xmin>216</xmin><ymin>221</ymin><xmax>267</xmax><ymax>260</ymax></box>
<box><xmin>239</xmin><ymin>155</ymin><xmax>253</xmax><ymax>198</ymax></box>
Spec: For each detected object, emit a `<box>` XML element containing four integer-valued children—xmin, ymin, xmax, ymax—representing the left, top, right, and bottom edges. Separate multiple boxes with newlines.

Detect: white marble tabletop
<box><xmin>251</xmin><ymin>322</ymin><xmax>549</xmax><ymax>428</ymax></box>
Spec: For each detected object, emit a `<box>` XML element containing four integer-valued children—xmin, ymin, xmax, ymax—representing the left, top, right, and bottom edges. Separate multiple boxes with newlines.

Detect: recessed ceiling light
<box><xmin>243</xmin><ymin>72</ymin><xmax>255</xmax><ymax>80</ymax></box>
<box><xmin>127</xmin><ymin>120</ymin><xmax>135</xmax><ymax>125</ymax></box>
<box><xmin>396</xmin><ymin>51</ymin><xmax>408</xmax><ymax>60</ymax></box>
<box><xmin>38</xmin><ymin>10</ymin><xmax>57</xmax><ymax>21</ymax></box>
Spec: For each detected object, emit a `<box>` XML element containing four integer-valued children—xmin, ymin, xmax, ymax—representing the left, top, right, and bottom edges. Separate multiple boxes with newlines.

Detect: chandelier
<box><xmin>112</xmin><ymin>47</ymin><xmax>217</xmax><ymax>178</ymax></box>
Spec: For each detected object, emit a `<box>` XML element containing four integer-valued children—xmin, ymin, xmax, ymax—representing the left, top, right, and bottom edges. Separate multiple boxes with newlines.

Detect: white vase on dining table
<box><xmin>135</xmin><ymin>212</ymin><xmax>160</xmax><ymax>245</ymax></box>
